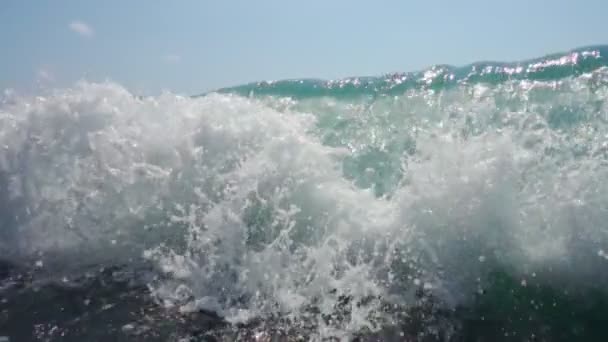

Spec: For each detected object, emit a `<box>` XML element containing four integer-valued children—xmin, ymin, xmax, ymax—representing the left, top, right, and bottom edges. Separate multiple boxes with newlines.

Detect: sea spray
<box><xmin>2</xmin><ymin>46</ymin><xmax>608</xmax><ymax>340</ymax></box>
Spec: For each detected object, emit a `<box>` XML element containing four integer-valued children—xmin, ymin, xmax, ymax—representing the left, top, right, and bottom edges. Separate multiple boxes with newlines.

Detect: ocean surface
<box><xmin>2</xmin><ymin>46</ymin><xmax>608</xmax><ymax>341</ymax></box>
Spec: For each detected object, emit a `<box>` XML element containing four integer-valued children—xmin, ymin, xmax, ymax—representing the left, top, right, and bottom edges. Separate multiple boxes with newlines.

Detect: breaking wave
<box><xmin>2</xmin><ymin>46</ymin><xmax>608</xmax><ymax>339</ymax></box>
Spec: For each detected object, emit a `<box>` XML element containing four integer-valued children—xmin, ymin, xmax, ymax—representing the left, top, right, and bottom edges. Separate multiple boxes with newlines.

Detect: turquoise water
<box><xmin>218</xmin><ymin>46</ymin><xmax>608</xmax><ymax>99</ymax></box>
<box><xmin>2</xmin><ymin>46</ymin><xmax>608</xmax><ymax>340</ymax></box>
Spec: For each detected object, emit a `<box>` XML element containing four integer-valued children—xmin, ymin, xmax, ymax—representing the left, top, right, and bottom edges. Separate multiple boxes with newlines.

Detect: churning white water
<box><xmin>2</xmin><ymin>72</ymin><xmax>608</xmax><ymax>338</ymax></box>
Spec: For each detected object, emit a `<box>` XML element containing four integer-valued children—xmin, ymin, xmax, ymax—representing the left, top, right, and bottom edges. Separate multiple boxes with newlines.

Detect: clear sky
<box><xmin>1</xmin><ymin>0</ymin><xmax>606</xmax><ymax>95</ymax></box>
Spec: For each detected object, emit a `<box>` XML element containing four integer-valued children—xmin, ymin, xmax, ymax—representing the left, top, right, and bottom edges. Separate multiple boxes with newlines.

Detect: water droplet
<box><xmin>122</xmin><ymin>323</ymin><xmax>135</xmax><ymax>332</ymax></box>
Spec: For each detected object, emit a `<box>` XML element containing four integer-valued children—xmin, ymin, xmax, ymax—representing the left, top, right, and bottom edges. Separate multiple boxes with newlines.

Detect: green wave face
<box><xmin>218</xmin><ymin>45</ymin><xmax>608</xmax><ymax>99</ymax></box>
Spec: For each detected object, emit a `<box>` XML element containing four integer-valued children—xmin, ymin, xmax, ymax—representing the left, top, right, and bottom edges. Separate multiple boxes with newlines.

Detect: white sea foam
<box><xmin>2</xmin><ymin>72</ymin><xmax>608</xmax><ymax>338</ymax></box>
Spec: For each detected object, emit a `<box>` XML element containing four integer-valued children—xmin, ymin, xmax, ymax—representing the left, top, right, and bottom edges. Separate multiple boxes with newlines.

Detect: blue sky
<box><xmin>1</xmin><ymin>0</ymin><xmax>606</xmax><ymax>95</ymax></box>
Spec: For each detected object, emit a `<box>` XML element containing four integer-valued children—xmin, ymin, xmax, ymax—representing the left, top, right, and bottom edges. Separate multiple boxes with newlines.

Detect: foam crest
<box><xmin>2</xmin><ymin>68</ymin><xmax>608</xmax><ymax>338</ymax></box>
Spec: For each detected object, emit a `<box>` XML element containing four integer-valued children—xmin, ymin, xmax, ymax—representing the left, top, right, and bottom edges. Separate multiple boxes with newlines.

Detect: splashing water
<box><xmin>3</xmin><ymin>46</ymin><xmax>608</xmax><ymax>340</ymax></box>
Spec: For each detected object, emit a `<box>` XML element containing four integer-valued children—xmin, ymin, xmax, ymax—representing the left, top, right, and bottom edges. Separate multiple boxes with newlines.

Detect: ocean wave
<box><xmin>217</xmin><ymin>45</ymin><xmax>608</xmax><ymax>99</ymax></box>
<box><xmin>2</xmin><ymin>47</ymin><xmax>608</xmax><ymax>339</ymax></box>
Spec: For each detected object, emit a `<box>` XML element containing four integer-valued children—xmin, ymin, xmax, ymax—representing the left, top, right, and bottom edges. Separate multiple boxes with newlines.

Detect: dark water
<box><xmin>2</xmin><ymin>261</ymin><xmax>608</xmax><ymax>341</ymax></box>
